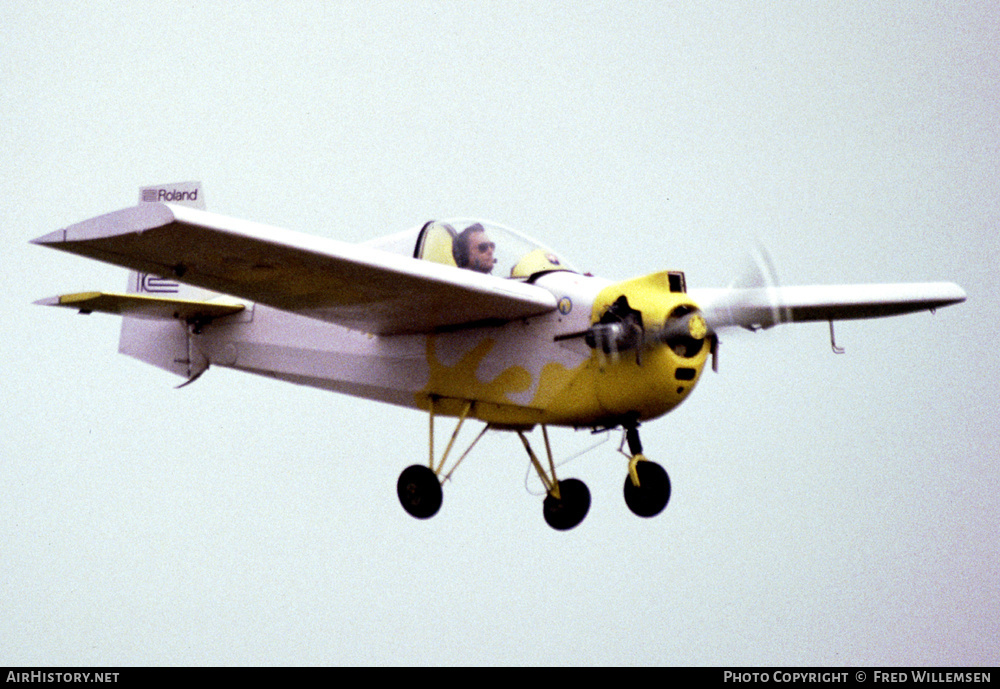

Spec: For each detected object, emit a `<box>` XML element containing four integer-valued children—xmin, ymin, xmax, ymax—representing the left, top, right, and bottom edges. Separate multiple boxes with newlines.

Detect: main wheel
<box><xmin>543</xmin><ymin>478</ymin><xmax>591</xmax><ymax>531</ymax></box>
<box><xmin>623</xmin><ymin>460</ymin><xmax>671</xmax><ymax>517</ymax></box>
<box><xmin>397</xmin><ymin>465</ymin><xmax>442</xmax><ymax>519</ymax></box>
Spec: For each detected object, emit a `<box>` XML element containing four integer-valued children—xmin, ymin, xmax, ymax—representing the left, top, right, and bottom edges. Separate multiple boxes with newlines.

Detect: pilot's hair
<box><xmin>453</xmin><ymin>223</ymin><xmax>486</xmax><ymax>268</ymax></box>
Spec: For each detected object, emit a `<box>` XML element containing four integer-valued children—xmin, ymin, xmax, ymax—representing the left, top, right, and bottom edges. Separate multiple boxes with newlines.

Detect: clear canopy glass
<box><xmin>397</xmin><ymin>218</ymin><xmax>578</xmax><ymax>279</ymax></box>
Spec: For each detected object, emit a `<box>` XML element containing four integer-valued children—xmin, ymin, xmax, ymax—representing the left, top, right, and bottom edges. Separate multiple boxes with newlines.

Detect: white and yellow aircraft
<box><xmin>33</xmin><ymin>183</ymin><xmax>966</xmax><ymax>530</ymax></box>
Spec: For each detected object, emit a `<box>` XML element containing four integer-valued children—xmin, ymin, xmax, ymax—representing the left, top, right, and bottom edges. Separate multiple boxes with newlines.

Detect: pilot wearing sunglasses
<box><xmin>454</xmin><ymin>223</ymin><xmax>497</xmax><ymax>274</ymax></box>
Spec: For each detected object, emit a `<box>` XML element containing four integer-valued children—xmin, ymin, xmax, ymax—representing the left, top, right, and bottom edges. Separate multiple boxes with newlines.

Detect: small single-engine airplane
<box><xmin>33</xmin><ymin>182</ymin><xmax>966</xmax><ymax>530</ymax></box>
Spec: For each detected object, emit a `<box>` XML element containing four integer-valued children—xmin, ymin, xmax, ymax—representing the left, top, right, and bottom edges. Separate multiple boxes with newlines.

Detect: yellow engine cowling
<box><xmin>418</xmin><ymin>271</ymin><xmax>710</xmax><ymax>430</ymax></box>
<box><xmin>588</xmin><ymin>271</ymin><xmax>710</xmax><ymax>423</ymax></box>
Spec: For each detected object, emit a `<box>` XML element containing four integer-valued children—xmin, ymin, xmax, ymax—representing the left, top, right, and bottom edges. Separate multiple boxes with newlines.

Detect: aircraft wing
<box><xmin>690</xmin><ymin>282</ymin><xmax>967</xmax><ymax>331</ymax></box>
<box><xmin>32</xmin><ymin>203</ymin><xmax>558</xmax><ymax>335</ymax></box>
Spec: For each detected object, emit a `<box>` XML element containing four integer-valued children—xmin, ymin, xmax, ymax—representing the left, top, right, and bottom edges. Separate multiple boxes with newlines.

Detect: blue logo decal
<box><xmin>139</xmin><ymin>273</ymin><xmax>179</xmax><ymax>294</ymax></box>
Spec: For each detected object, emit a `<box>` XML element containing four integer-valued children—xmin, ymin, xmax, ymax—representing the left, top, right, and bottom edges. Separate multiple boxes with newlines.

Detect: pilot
<box><xmin>453</xmin><ymin>223</ymin><xmax>497</xmax><ymax>274</ymax></box>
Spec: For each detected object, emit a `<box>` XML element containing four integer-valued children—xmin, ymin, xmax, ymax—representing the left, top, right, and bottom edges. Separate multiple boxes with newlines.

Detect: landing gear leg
<box><xmin>397</xmin><ymin>397</ymin><xmax>487</xmax><ymax>520</ymax></box>
<box><xmin>520</xmin><ymin>427</ymin><xmax>590</xmax><ymax>531</ymax></box>
<box><xmin>622</xmin><ymin>423</ymin><xmax>671</xmax><ymax>518</ymax></box>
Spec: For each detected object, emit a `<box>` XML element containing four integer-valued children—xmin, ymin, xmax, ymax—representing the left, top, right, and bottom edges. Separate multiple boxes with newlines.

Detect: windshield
<box><xmin>413</xmin><ymin>218</ymin><xmax>577</xmax><ymax>279</ymax></box>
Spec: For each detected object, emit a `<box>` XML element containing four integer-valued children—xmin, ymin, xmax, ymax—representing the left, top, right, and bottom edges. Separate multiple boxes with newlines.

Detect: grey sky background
<box><xmin>3</xmin><ymin>2</ymin><xmax>997</xmax><ymax>666</ymax></box>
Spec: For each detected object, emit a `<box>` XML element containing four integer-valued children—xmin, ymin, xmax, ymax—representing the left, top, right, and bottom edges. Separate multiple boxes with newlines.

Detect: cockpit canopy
<box><xmin>369</xmin><ymin>218</ymin><xmax>577</xmax><ymax>280</ymax></box>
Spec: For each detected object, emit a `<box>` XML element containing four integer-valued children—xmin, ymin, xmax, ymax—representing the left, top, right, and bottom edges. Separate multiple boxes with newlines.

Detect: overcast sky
<box><xmin>3</xmin><ymin>1</ymin><xmax>997</xmax><ymax>666</ymax></box>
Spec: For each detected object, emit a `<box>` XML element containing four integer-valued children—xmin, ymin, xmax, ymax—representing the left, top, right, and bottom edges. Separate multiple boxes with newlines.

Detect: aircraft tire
<box><xmin>397</xmin><ymin>465</ymin><xmax>442</xmax><ymax>519</ymax></box>
<box><xmin>543</xmin><ymin>478</ymin><xmax>591</xmax><ymax>531</ymax></box>
<box><xmin>623</xmin><ymin>460</ymin><xmax>671</xmax><ymax>518</ymax></box>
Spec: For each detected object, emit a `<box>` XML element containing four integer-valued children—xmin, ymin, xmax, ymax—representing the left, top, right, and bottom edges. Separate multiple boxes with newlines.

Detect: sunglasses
<box><xmin>476</xmin><ymin>242</ymin><xmax>495</xmax><ymax>253</ymax></box>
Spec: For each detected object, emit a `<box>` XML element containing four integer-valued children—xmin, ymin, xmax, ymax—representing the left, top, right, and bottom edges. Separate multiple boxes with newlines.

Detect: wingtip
<box><xmin>33</xmin><ymin>293</ymin><xmax>102</xmax><ymax>308</ymax></box>
<box><xmin>31</xmin><ymin>204</ymin><xmax>177</xmax><ymax>247</ymax></box>
<box><xmin>31</xmin><ymin>229</ymin><xmax>66</xmax><ymax>246</ymax></box>
<box><xmin>938</xmin><ymin>281</ymin><xmax>967</xmax><ymax>306</ymax></box>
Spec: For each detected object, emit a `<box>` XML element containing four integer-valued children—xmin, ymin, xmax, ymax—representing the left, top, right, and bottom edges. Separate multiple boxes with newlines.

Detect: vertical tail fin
<box><xmin>126</xmin><ymin>181</ymin><xmax>224</xmax><ymax>301</ymax></box>
<box><xmin>119</xmin><ymin>182</ymin><xmax>215</xmax><ymax>381</ymax></box>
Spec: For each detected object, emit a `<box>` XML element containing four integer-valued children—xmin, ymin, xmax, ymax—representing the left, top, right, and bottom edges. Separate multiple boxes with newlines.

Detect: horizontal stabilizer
<box><xmin>35</xmin><ymin>292</ymin><xmax>245</xmax><ymax>322</ymax></box>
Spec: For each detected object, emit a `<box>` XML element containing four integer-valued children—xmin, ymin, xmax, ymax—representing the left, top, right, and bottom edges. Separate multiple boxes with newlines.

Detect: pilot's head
<box><xmin>455</xmin><ymin>223</ymin><xmax>496</xmax><ymax>274</ymax></box>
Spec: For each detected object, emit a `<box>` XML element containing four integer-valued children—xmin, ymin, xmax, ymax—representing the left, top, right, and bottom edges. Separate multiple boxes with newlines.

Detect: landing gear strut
<box><xmin>396</xmin><ymin>398</ymin><xmax>487</xmax><ymax>521</ymax></box>
<box><xmin>396</xmin><ymin>398</ymin><xmax>669</xmax><ymax>527</ymax></box>
<box><xmin>520</xmin><ymin>427</ymin><xmax>590</xmax><ymax>531</ymax></box>
<box><xmin>622</xmin><ymin>424</ymin><xmax>671</xmax><ymax>518</ymax></box>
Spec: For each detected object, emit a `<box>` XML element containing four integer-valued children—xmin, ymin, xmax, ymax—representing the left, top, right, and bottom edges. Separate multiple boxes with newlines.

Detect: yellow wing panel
<box><xmin>36</xmin><ymin>292</ymin><xmax>245</xmax><ymax>322</ymax></box>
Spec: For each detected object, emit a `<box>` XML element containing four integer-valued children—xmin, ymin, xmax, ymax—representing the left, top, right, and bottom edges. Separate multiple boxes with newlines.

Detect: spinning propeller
<box><xmin>696</xmin><ymin>244</ymin><xmax>791</xmax><ymax>334</ymax></box>
<box><xmin>577</xmin><ymin>245</ymin><xmax>786</xmax><ymax>369</ymax></box>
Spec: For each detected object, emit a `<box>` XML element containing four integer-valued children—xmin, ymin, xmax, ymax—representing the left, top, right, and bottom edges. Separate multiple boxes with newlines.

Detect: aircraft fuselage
<box><xmin>181</xmin><ymin>270</ymin><xmax>709</xmax><ymax>429</ymax></box>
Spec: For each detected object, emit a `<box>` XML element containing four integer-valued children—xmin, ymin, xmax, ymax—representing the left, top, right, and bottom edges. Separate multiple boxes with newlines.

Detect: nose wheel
<box><xmin>623</xmin><ymin>458</ymin><xmax>671</xmax><ymax>517</ymax></box>
<box><xmin>622</xmin><ymin>423</ymin><xmax>671</xmax><ymax>518</ymax></box>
